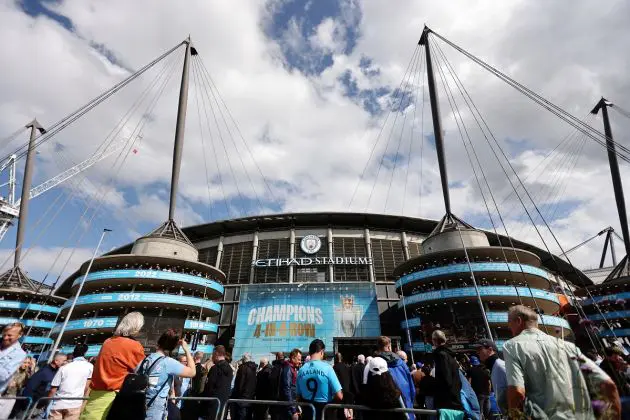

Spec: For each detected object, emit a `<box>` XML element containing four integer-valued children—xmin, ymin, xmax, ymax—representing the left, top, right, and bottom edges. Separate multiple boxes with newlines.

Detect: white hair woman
<box><xmin>81</xmin><ymin>311</ymin><xmax>145</xmax><ymax>420</ymax></box>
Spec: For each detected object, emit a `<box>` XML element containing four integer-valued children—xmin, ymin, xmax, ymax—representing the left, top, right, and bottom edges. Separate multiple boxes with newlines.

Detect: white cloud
<box><xmin>0</xmin><ymin>0</ymin><xmax>628</xmax><ymax>278</ymax></box>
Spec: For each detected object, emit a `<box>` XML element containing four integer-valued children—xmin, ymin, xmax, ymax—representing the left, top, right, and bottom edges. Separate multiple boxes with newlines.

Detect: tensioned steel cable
<box><xmin>196</xmin><ymin>57</ymin><xmax>267</xmax><ymax>214</ymax></box>
<box><xmin>1</xmin><ymin>41</ymin><xmax>186</xmax><ymax>164</ymax></box>
<box><xmin>348</xmin><ymin>46</ymin><xmax>422</xmax><ymax>210</ymax></box>
<box><xmin>367</xmin><ymin>48</ymin><xmax>422</xmax><ymax>212</ymax></box>
<box><xmin>432</xmin><ymin>40</ymin><xmax>590</xmax><ymax>343</ymax></box>
<box><xmin>384</xmin><ymin>50</ymin><xmax>424</xmax><ymax>213</ymax></box>
<box><xmin>191</xmin><ymin>59</ymin><xmax>233</xmax><ymax>218</ymax></box>
<box><xmin>1</xmin><ymin>52</ymin><xmax>180</xmax><ymax>275</ymax></box>
<box><xmin>196</xmin><ymin>57</ymin><xmax>278</xmax><ymax>205</ymax></box>
<box><xmin>191</xmin><ymin>59</ymin><xmax>216</xmax><ymax>221</ymax></box>
<box><xmin>194</xmin><ymin>59</ymin><xmax>250</xmax><ymax>217</ymax></box>
<box><xmin>430</xmin><ymin>43</ymin><xmax>525</xmax><ymax>309</ymax></box>
<box><xmin>402</xmin><ymin>52</ymin><xmax>426</xmax><ymax>216</ymax></box>
<box><xmin>431</xmin><ymin>33</ymin><xmax>615</xmax><ymax>348</ymax></box>
<box><xmin>20</xmin><ymin>51</ymin><xmax>181</xmax><ymax>330</ymax></box>
<box><xmin>428</xmin><ymin>29</ymin><xmax>630</xmax><ymax>163</ymax></box>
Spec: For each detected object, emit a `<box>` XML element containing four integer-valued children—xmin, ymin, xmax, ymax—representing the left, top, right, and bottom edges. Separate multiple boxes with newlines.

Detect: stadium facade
<box><xmin>1</xmin><ymin>212</ymin><xmax>593</xmax><ymax>358</ymax></box>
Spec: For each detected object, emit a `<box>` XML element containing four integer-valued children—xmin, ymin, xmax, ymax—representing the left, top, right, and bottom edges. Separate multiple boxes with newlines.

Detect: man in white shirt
<box><xmin>47</xmin><ymin>344</ymin><xmax>93</xmax><ymax>420</ymax></box>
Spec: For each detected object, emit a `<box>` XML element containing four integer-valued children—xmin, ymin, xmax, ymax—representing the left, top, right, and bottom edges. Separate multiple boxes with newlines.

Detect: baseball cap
<box><xmin>368</xmin><ymin>357</ymin><xmax>388</xmax><ymax>376</ymax></box>
<box><xmin>469</xmin><ymin>356</ymin><xmax>481</xmax><ymax>366</ymax></box>
<box><xmin>473</xmin><ymin>339</ymin><xmax>498</xmax><ymax>352</ymax></box>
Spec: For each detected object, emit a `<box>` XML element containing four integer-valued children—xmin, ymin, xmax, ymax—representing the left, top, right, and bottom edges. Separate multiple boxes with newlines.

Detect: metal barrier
<box><xmin>24</xmin><ymin>397</ymin><xmax>88</xmax><ymax>420</ymax></box>
<box><xmin>221</xmin><ymin>399</ymin><xmax>316</xmax><ymax>420</ymax></box>
<box><xmin>171</xmin><ymin>396</ymin><xmax>222</xmax><ymax>420</ymax></box>
<box><xmin>0</xmin><ymin>396</ymin><xmax>31</xmax><ymax>420</ymax></box>
<box><xmin>321</xmin><ymin>403</ymin><xmax>439</xmax><ymax>420</ymax></box>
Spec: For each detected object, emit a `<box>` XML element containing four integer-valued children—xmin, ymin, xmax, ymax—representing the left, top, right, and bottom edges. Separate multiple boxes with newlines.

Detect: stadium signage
<box><xmin>252</xmin><ymin>256</ymin><xmax>373</xmax><ymax>267</ymax></box>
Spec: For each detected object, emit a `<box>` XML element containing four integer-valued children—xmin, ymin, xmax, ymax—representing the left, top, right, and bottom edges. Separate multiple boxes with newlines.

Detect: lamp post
<box><xmin>48</xmin><ymin>228</ymin><xmax>111</xmax><ymax>361</ymax></box>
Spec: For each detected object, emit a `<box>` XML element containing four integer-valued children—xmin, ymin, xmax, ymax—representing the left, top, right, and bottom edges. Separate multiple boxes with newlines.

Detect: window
<box><xmin>220</xmin><ymin>304</ymin><xmax>233</xmax><ymax>325</ymax></box>
<box><xmin>295</xmin><ymin>267</ymin><xmax>327</xmax><ymax>283</ymax></box>
<box><xmin>333</xmin><ymin>237</ymin><xmax>369</xmax><ymax>282</ymax></box>
<box><xmin>255</xmin><ymin>239</ymin><xmax>290</xmax><ymax>283</ymax></box>
<box><xmin>371</xmin><ymin>238</ymin><xmax>405</xmax><ymax>282</ymax></box>
<box><xmin>408</xmin><ymin>242</ymin><xmax>422</xmax><ymax>259</ymax></box>
<box><xmin>198</xmin><ymin>246</ymin><xmax>218</xmax><ymax>266</ymax></box>
<box><xmin>220</xmin><ymin>242</ymin><xmax>253</xmax><ymax>284</ymax></box>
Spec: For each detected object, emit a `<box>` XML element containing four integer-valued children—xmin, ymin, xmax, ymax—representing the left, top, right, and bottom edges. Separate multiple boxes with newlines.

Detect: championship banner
<box><xmin>233</xmin><ymin>283</ymin><xmax>381</xmax><ymax>362</ymax></box>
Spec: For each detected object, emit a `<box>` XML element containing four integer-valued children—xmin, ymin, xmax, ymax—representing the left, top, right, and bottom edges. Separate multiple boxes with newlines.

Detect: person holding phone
<box><xmin>296</xmin><ymin>339</ymin><xmax>343</xmax><ymax>420</ymax></box>
<box><xmin>138</xmin><ymin>329</ymin><xmax>196</xmax><ymax>420</ymax></box>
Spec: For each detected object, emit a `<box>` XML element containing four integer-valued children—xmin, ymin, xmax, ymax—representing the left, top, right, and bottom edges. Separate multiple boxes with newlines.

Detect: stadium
<box><xmin>41</xmin><ymin>211</ymin><xmax>592</xmax><ymax>359</ymax></box>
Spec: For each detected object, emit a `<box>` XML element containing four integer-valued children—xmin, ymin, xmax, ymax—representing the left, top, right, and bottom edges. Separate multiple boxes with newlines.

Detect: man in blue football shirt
<box><xmin>297</xmin><ymin>339</ymin><xmax>343</xmax><ymax>420</ymax></box>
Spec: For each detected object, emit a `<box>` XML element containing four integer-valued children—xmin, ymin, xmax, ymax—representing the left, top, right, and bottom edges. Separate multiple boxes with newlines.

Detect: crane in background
<box><xmin>0</xmin><ymin>132</ymin><xmax>139</xmax><ymax>242</ymax></box>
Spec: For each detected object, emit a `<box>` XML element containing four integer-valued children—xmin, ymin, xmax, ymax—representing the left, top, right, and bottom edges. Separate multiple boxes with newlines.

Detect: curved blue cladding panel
<box><xmin>73</xmin><ymin>270</ymin><xmax>224</xmax><ymax>294</ymax></box>
<box><xmin>583</xmin><ymin>292</ymin><xmax>630</xmax><ymax>306</ymax></box>
<box><xmin>50</xmin><ymin>318</ymin><xmax>219</xmax><ymax>335</ymax></box>
<box><xmin>58</xmin><ymin>343</ymin><xmax>216</xmax><ymax>358</ymax></box>
<box><xmin>599</xmin><ymin>328</ymin><xmax>630</xmax><ymax>337</ymax></box>
<box><xmin>183</xmin><ymin>320</ymin><xmax>219</xmax><ymax>333</ymax></box>
<box><xmin>400</xmin><ymin>318</ymin><xmax>422</xmax><ymax>329</ymax></box>
<box><xmin>404</xmin><ymin>340</ymin><xmax>508</xmax><ymax>352</ymax></box>
<box><xmin>587</xmin><ymin>310</ymin><xmax>630</xmax><ymax>321</ymax></box>
<box><xmin>396</xmin><ymin>262</ymin><xmax>551</xmax><ymax>288</ymax></box>
<box><xmin>21</xmin><ymin>336</ymin><xmax>53</xmax><ymax>345</ymax></box>
<box><xmin>0</xmin><ymin>317</ymin><xmax>55</xmax><ymax>329</ymax></box>
<box><xmin>59</xmin><ymin>344</ymin><xmax>103</xmax><ymax>357</ymax></box>
<box><xmin>0</xmin><ymin>301</ymin><xmax>60</xmax><ymax>314</ymax></box>
<box><xmin>398</xmin><ymin>286</ymin><xmax>559</xmax><ymax>308</ymax></box>
<box><xmin>60</xmin><ymin>292</ymin><xmax>221</xmax><ymax>313</ymax></box>
<box><xmin>51</xmin><ymin>317</ymin><xmax>119</xmax><ymax>334</ymax></box>
<box><xmin>400</xmin><ymin>312</ymin><xmax>569</xmax><ymax>329</ymax></box>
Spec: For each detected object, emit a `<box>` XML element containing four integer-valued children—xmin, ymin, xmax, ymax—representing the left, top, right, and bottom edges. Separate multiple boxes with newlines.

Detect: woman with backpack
<box><xmin>81</xmin><ymin>311</ymin><xmax>146</xmax><ymax>420</ymax></box>
<box><xmin>138</xmin><ymin>329</ymin><xmax>196</xmax><ymax>420</ymax></box>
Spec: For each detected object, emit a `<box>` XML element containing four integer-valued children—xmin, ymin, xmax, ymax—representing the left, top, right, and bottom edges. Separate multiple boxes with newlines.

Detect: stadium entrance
<box><xmin>333</xmin><ymin>336</ymin><xmax>401</xmax><ymax>362</ymax></box>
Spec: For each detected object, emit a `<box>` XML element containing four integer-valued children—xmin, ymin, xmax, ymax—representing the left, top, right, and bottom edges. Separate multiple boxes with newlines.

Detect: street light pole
<box><xmin>48</xmin><ymin>228</ymin><xmax>111</xmax><ymax>361</ymax></box>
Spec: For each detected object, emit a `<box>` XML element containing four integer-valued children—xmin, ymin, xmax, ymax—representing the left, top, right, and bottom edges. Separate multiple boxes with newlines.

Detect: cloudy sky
<box><xmin>0</xmin><ymin>0</ymin><xmax>629</xmax><ymax>284</ymax></box>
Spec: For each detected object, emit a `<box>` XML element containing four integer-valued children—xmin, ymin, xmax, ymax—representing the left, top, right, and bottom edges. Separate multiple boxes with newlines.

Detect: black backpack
<box><xmin>107</xmin><ymin>356</ymin><xmax>167</xmax><ymax>419</ymax></box>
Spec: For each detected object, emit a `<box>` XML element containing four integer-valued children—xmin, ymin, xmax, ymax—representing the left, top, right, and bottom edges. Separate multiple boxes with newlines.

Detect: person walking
<box><xmin>81</xmin><ymin>311</ymin><xmax>145</xmax><ymax>420</ymax></box>
<box><xmin>466</xmin><ymin>356</ymin><xmax>490</xmax><ymax>418</ymax></box>
<box><xmin>430</xmin><ymin>330</ymin><xmax>463</xmax><ymax>411</ymax></box>
<box><xmin>503</xmin><ymin>305</ymin><xmax>621</xmax><ymax>419</ymax></box>
<box><xmin>281</xmin><ymin>349</ymin><xmax>302</xmax><ymax>420</ymax></box>
<box><xmin>230</xmin><ymin>354</ymin><xmax>257</xmax><ymax>420</ymax></box>
<box><xmin>0</xmin><ymin>323</ymin><xmax>28</xmax><ymax>418</ymax></box>
<box><xmin>137</xmin><ymin>329</ymin><xmax>195</xmax><ymax>420</ymax></box>
<box><xmin>253</xmin><ymin>358</ymin><xmax>272</xmax><ymax>420</ymax></box>
<box><xmin>474</xmin><ymin>339</ymin><xmax>507</xmax><ymax>415</ymax></box>
<box><xmin>201</xmin><ymin>345</ymin><xmax>233</xmax><ymax>420</ymax></box>
<box><xmin>47</xmin><ymin>344</ymin><xmax>93</xmax><ymax>420</ymax></box>
<box><xmin>365</xmin><ymin>336</ymin><xmax>415</xmax><ymax>417</ymax></box>
<box><xmin>296</xmin><ymin>340</ymin><xmax>342</xmax><ymax>420</ymax></box>
<box><xmin>17</xmin><ymin>353</ymin><xmax>67</xmax><ymax>419</ymax></box>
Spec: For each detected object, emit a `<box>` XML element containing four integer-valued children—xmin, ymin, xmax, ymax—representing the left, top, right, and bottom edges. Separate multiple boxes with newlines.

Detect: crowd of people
<box><xmin>0</xmin><ymin>304</ymin><xmax>629</xmax><ymax>419</ymax></box>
